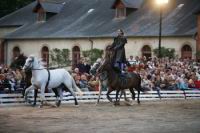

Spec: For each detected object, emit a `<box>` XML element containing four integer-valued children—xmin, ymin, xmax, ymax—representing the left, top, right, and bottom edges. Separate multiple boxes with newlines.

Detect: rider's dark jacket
<box><xmin>110</xmin><ymin>36</ymin><xmax>127</xmax><ymax>63</ymax></box>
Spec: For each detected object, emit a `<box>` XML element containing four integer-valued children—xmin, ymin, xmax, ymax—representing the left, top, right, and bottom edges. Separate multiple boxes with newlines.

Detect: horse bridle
<box><xmin>24</xmin><ymin>57</ymin><xmax>44</xmax><ymax>70</ymax></box>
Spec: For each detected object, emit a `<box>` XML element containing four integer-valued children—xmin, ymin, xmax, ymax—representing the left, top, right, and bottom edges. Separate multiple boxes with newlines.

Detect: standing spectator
<box><xmin>127</xmin><ymin>55</ymin><xmax>136</xmax><ymax>72</ymax></box>
<box><xmin>76</xmin><ymin>58</ymin><xmax>85</xmax><ymax>74</ymax></box>
<box><xmin>84</xmin><ymin>59</ymin><xmax>91</xmax><ymax>74</ymax></box>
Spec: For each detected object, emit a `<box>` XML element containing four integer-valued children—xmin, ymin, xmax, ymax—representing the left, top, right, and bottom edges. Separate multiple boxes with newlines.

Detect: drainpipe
<box><xmin>88</xmin><ymin>37</ymin><xmax>93</xmax><ymax>50</ymax></box>
<box><xmin>88</xmin><ymin>38</ymin><xmax>94</xmax><ymax>64</ymax></box>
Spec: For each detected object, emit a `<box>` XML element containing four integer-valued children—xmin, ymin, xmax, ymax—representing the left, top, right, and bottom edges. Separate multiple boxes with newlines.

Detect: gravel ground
<box><xmin>0</xmin><ymin>100</ymin><xmax>200</xmax><ymax>133</ymax></box>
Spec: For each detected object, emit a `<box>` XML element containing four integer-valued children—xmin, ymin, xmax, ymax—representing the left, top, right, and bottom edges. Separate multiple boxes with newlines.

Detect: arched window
<box><xmin>13</xmin><ymin>46</ymin><xmax>20</xmax><ymax>59</ymax></box>
<box><xmin>141</xmin><ymin>45</ymin><xmax>151</xmax><ymax>59</ymax></box>
<box><xmin>72</xmin><ymin>46</ymin><xmax>80</xmax><ymax>68</ymax></box>
<box><xmin>41</xmin><ymin>46</ymin><xmax>49</xmax><ymax>66</ymax></box>
<box><xmin>181</xmin><ymin>45</ymin><xmax>192</xmax><ymax>59</ymax></box>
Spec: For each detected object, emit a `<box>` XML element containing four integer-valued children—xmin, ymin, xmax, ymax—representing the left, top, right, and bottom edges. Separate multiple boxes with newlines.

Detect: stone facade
<box><xmin>5</xmin><ymin>36</ymin><xmax>196</xmax><ymax>65</ymax></box>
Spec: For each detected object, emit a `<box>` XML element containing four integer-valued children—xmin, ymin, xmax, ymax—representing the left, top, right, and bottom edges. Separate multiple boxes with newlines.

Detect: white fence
<box><xmin>0</xmin><ymin>90</ymin><xmax>200</xmax><ymax>106</ymax></box>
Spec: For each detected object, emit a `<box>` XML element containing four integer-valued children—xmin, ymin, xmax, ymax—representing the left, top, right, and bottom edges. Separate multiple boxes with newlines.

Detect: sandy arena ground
<box><xmin>0</xmin><ymin>100</ymin><xmax>200</xmax><ymax>133</ymax></box>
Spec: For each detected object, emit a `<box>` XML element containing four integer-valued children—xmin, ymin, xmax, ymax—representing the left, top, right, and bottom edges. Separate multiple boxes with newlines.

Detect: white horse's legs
<box><xmin>39</xmin><ymin>85</ymin><xmax>47</xmax><ymax>107</ymax></box>
<box><xmin>24</xmin><ymin>85</ymin><xmax>35</xmax><ymax>103</ymax></box>
<box><xmin>64</xmin><ymin>81</ymin><xmax>78</xmax><ymax>105</ymax></box>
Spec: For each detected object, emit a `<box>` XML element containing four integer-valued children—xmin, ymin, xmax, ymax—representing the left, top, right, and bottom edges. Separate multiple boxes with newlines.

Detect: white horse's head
<box><xmin>23</xmin><ymin>55</ymin><xmax>42</xmax><ymax>70</ymax></box>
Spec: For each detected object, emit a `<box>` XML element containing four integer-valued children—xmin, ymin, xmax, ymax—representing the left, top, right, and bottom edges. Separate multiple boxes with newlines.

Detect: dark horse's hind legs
<box><xmin>114</xmin><ymin>89</ymin><xmax>120</xmax><ymax>105</ymax></box>
<box><xmin>52</xmin><ymin>88</ymin><xmax>61</xmax><ymax>107</ymax></box>
<box><xmin>137</xmin><ymin>90</ymin><xmax>140</xmax><ymax>104</ymax></box>
<box><xmin>129</xmin><ymin>88</ymin><xmax>135</xmax><ymax>100</ymax></box>
<box><xmin>107</xmin><ymin>88</ymin><xmax>113</xmax><ymax>102</ymax></box>
<box><xmin>66</xmin><ymin>87</ymin><xmax>78</xmax><ymax>105</ymax></box>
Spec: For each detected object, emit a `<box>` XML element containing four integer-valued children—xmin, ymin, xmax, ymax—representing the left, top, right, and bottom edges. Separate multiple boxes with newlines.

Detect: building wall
<box><xmin>6</xmin><ymin>36</ymin><xmax>196</xmax><ymax>64</ymax></box>
<box><xmin>0</xmin><ymin>27</ymin><xmax>19</xmax><ymax>64</ymax></box>
<box><xmin>125</xmin><ymin>37</ymin><xmax>196</xmax><ymax>58</ymax></box>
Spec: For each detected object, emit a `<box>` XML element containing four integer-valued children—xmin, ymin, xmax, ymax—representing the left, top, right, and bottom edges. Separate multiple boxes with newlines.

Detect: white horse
<box><xmin>23</xmin><ymin>55</ymin><xmax>82</xmax><ymax>107</ymax></box>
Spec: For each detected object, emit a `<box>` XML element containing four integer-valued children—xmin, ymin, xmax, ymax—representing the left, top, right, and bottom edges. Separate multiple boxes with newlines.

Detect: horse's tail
<box><xmin>71</xmin><ymin>76</ymin><xmax>83</xmax><ymax>95</ymax></box>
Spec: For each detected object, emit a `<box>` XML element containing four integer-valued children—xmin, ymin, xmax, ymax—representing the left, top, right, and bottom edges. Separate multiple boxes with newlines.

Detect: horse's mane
<box><xmin>104</xmin><ymin>45</ymin><xmax>114</xmax><ymax>62</ymax></box>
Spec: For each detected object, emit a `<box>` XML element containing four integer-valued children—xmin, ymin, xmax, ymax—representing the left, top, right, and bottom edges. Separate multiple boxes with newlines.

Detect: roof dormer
<box><xmin>111</xmin><ymin>0</ymin><xmax>144</xmax><ymax>19</ymax></box>
<box><xmin>33</xmin><ymin>0</ymin><xmax>64</xmax><ymax>22</ymax></box>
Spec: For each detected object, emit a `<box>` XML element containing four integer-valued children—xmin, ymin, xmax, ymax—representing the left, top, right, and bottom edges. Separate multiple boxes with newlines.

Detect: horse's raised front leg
<box><xmin>39</xmin><ymin>84</ymin><xmax>47</xmax><ymax>108</ymax></box>
<box><xmin>24</xmin><ymin>85</ymin><xmax>35</xmax><ymax>104</ymax></box>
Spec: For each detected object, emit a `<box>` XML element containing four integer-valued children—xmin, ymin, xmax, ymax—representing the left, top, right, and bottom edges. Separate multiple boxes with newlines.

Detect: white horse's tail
<box><xmin>71</xmin><ymin>77</ymin><xmax>83</xmax><ymax>95</ymax></box>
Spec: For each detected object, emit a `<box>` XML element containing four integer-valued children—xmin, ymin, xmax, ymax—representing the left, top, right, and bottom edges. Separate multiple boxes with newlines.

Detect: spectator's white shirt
<box><xmin>128</xmin><ymin>58</ymin><xmax>136</xmax><ymax>65</ymax></box>
<box><xmin>196</xmin><ymin>72</ymin><xmax>200</xmax><ymax>80</ymax></box>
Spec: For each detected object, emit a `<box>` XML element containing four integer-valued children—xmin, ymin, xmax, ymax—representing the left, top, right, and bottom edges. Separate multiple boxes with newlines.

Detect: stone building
<box><xmin>0</xmin><ymin>0</ymin><xmax>200</xmax><ymax>66</ymax></box>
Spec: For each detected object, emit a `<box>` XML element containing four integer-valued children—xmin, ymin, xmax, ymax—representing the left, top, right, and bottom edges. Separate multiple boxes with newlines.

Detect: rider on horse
<box><xmin>109</xmin><ymin>29</ymin><xmax>127</xmax><ymax>75</ymax></box>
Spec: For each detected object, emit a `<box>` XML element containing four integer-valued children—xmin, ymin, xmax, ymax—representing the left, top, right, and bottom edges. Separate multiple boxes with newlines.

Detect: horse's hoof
<box><xmin>124</xmin><ymin>101</ymin><xmax>132</xmax><ymax>106</ymax></box>
<box><xmin>114</xmin><ymin>101</ymin><xmax>120</xmax><ymax>106</ymax></box>
<box><xmin>32</xmin><ymin>104</ymin><xmax>37</xmax><ymax>107</ymax></box>
<box><xmin>75</xmin><ymin>104</ymin><xmax>79</xmax><ymax>107</ymax></box>
<box><xmin>56</xmin><ymin>100</ymin><xmax>61</xmax><ymax>107</ymax></box>
<box><xmin>125</xmin><ymin>98</ymin><xmax>131</xmax><ymax>102</ymax></box>
<box><xmin>107</xmin><ymin>98</ymin><xmax>113</xmax><ymax>103</ymax></box>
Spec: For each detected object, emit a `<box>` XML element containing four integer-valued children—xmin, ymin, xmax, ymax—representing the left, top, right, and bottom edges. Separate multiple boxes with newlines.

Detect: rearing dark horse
<box><xmin>97</xmin><ymin>47</ymin><xmax>143</xmax><ymax>105</ymax></box>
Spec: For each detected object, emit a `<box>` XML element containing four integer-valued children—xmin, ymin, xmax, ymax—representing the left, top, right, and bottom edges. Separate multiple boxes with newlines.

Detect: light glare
<box><xmin>156</xmin><ymin>0</ymin><xmax>169</xmax><ymax>5</ymax></box>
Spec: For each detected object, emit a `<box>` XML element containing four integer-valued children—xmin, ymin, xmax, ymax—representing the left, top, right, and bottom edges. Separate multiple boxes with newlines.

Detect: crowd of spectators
<box><xmin>127</xmin><ymin>56</ymin><xmax>200</xmax><ymax>91</ymax></box>
<box><xmin>0</xmin><ymin>64</ymin><xmax>24</xmax><ymax>93</ymax></box>
<box><xmin>1</xmin><ymin>55</ymin><xmax>200</xmax><ymax>94</ymax></box>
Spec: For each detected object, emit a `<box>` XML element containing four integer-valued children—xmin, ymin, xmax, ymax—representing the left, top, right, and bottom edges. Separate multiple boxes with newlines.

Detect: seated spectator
<box><xmin>74</xmin><ymin>75</ymin><xmax>81</xmax><ymax>88</ymax></box>
<box><xmin>141</xmin><ymin>75</ymin><xmax>153</xmax><ymax>91</ymax></box>
<box><xmin>176</xmin><ymin>76</ymin><xmax>188</xmax><ymax>90</ymax></box>
<box><xmin>88</xmin><ymin>76</ymin><xmax>99</xmax><ymax>91</ymax></box>
<box><xmin>79</xmin><ymin>74</ymin><xmax>90</xmax><ymax>91</ymax></box>
<box><xmin>188</xmin><ymin>77</ymin><xmax>196</xmax><ymax>89</ymax></box>
<box><xmin>194</xmin><ymin>80</ymin><xmax>200</xmax><ymax>89</ymax></box>
<box><xmin>72</xmin><ymin>68</ymin><xmax>81</xmax><ymax>78</ymax></box>
<box><xmin>14</xmin><ymin>69</ymin><xmax>23</xmax><ymax>90</ymax></box>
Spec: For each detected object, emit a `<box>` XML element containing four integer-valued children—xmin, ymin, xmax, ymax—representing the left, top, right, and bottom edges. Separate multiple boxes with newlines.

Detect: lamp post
<box><xmin>156</xmin><ymin>0</ymin><xmax>169</xmax><ymax>58</ymax></box>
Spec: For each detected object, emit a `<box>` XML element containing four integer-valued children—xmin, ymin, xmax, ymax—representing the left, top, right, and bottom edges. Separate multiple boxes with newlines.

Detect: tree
<box><xmin>82</xmin><ymin>48</ymin><xmax>104</xmax><ymax>64</ymax></box>
<box><xmin>153</xmin><ymin>47</ymin><xmax>175</xmax><ymax>58</ymax></box>
<box><xmin>50</xmin><ymin>48</ymin><xmax>71</xmax><ymax>68</ymax></box>
<box><xmin>0</xmin><ymin>0</ymin><xmax>34</xmax><ymax>18</ymax></box>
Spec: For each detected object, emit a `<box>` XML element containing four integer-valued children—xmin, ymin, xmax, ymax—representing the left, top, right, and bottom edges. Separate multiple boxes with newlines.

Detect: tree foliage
<box><xmin>50</xmin><ymin>48</ymin><xmax>71</xmax><ymax>68</ymax></box>
<box><xmin>0</xmin><ymin>0</ymin><xmax>34</xmax><ymax>18</ymax></box>
<box><xmin>82</xmin><ymin>48</ymin><xmax>104</xmax><ymax>64</ymax></box>
<box><xmin>153</xmin><ymin>47</ymin><xmax>175</xmax><ymax>59</ymax></box>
